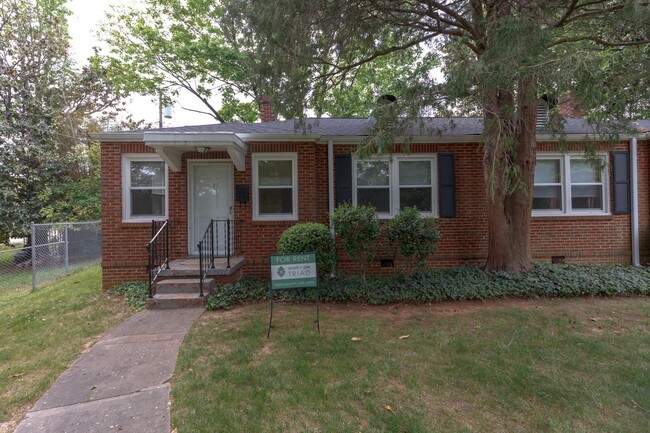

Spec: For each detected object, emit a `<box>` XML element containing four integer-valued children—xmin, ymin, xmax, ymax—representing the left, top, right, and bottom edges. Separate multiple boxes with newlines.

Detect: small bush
<box><xmin>384</xmin><ymin>207</ymin><xmax>441</xmax><ymax>275</ymax></box>
<box><xmin>331</xmin><ymin>203</ymin><xmax>379</xmax><ymax>283</ymax></box>
<box><xmin>277</xmin><ymin>223</ymin><xmax>336</xmax><ymax>280</ymax></box>
<box><xmin>108</xmin><ymin>281</ymin><xmax>149</xmax><ymax>310</ymax></box>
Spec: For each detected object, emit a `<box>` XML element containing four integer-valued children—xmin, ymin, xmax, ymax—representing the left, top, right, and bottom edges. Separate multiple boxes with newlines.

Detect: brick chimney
<box><xmin>259</xmin><ymin>95</ymin><xmax>277</xmax><ymax>122</ymax></box>
<box><xmin>558</xmin><ymin>93</ymin><xmax>584</xmax><ymax>118</ymax></box>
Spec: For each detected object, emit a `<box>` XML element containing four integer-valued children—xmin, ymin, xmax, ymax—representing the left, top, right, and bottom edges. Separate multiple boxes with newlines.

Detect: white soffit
<box><xmin>144</xmin><ymin>132</ymin><xmax>248</xmax><ymax>172</ymax></box>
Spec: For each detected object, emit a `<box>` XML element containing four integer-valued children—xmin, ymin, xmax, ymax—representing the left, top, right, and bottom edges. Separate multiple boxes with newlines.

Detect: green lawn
<box><xmin>172</xmin><ymin>297</ymin><xmax>650</xmax><ymax>433</ymax></box>
<box><xmin>0</xmin><ymin>266</ymin><xmax>132</xmax><ymax>431</ymax></box>
<box><xmin>0</xmin><ymin>248</ymin><xmax>31</xmax><ymax>293</ymax></box>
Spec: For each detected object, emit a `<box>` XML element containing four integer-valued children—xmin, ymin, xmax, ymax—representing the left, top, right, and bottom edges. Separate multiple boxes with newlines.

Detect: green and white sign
<box><xmin>270</xmin><ymin>253</ymin><xmax>318</xmax><ymax>290</ymax></box>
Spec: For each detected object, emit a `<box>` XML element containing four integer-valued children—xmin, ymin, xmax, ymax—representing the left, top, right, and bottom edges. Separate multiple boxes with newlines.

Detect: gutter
<box><xmin>328</xmin><ymin>140</ymin><xmax>335</xmax><ymax>237</ymax></box>
<box><xmin>631</xmin><ymin>137</ymin><xmax>640</xmax><ymax>266</ymax></box>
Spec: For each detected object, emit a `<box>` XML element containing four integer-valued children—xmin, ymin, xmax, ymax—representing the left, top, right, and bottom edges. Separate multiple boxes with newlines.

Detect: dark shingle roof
<box><xmin>105</xmin><ymin>117</ymin><xmax>650</xmax><ymax>137</ymax></box>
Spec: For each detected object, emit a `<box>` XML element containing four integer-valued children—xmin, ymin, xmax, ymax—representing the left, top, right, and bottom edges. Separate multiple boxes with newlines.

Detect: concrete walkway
<box><xmin>15</xmin><ymin>308</ymin><xmax>204</xmax><ymax>433</ymax></box>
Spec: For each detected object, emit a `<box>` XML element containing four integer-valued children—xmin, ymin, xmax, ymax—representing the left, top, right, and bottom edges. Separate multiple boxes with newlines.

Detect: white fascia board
<box><xmin>144</xmin><ymin>132</ymin><xmax>246</xmax><ymax>148</ymax></box>
<box><xmin>536</xmin><ymin>133</ymin><xmax>637</xmax><ymax>141</ymax></box>
<box><xmin>319</xmin><ymin>135</ymin><xmax>483</xmax><ymax>144</ymax></box>
<box><xmin>237</xmin><ymin>133</ymin><xmax>321</xmax><ymax>142</ymax></box>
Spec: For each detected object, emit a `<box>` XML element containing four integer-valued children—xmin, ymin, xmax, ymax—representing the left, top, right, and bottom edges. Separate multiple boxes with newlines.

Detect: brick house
<box><xmin>94</xmin><ymin>102</ymin><xmax>650</xmax><ymax>291</ymax></box>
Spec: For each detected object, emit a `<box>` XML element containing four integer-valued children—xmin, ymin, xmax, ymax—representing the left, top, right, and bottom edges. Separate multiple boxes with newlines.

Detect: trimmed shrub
<box><xmin>277</xmin><ymin>223</ymin><xmax>336</xmax><ymax>280</ymax></box>
<box><xmin>331</xmin><ymin>203</ymin><xmax>379</xmax><ymax>283</ymax></box>
<box><xmin>384</xmin><ymin>207</ymin><xmax>441</xmax><ymax>275</ymax></box>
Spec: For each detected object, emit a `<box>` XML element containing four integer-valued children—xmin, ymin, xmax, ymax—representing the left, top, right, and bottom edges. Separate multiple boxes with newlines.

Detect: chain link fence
<box><xmin>0</xmin><ymin>221</ymin><xmax>101</xmax><ymax>293</ymax></box>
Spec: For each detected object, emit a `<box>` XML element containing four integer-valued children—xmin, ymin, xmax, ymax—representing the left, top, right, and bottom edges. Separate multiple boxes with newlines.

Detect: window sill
<box><xmin>532</xmin><ymin>213</ymin><xmax>613</xmax><ymax>221</ymax></box>
<box><xmin>121</xmin><ymin>218</ymin><xmax>167</xmax><ymax>227</ymax></box>
<box><xmin>252</xmin><ymin>215</ymin><xmax>299</xmax><ymax>222</ymax></box>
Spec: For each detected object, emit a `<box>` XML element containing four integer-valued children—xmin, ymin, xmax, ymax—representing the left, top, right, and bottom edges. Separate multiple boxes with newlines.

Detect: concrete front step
<box><xmin>147</xmin><ymin>278</ymin><xmax>215</xmax><ymax>309</ymax></box>
<box><xmin>146</xmin><ymin>293</ymin><xmax>208</xmax><ymax>309</ymax></box>
<box><xmin>155</xmin><ymin>278</ymin><xmax>215</xmax><ymax>294</ymax></box>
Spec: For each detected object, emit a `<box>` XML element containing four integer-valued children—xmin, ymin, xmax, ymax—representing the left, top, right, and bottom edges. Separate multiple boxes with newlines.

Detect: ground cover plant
<box><xmin>107</xmin><ymin>281</ymin><xmax>149</xmax><ymax>310</ymax></box>
<box><xmin>172</xmin><ymin>297</ymin><xmax>650</xmax><ymax>433</ymax></box>
<box><xmin>0</xmin><ymin>266</ymin><xmax>132</xmax><ymax>432</ymax></box>
<box><xmin>207</xmin><ymin>264</ymin><xmax>650</xmax><ymax>310</ymax></box>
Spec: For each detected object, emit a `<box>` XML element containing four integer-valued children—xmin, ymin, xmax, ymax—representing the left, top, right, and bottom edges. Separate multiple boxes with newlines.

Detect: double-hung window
<box><xmin>532</xmin><ymin>153</ymin><xmax>608</xmax><ymax>215</ymax></box>
<box><xmin>122</xmin><ymin>155</ymin><xmax>168</xmax><ymax>221</ymax></box>
<box><xmin>253</xmin><ymin>153</ymin><xmax>298</xmax><ymax>220</ymax></box>
<box><xmin>353</xmin><ymin>156</ymin><xmax>436</xmax><ymax>216</ymax></box>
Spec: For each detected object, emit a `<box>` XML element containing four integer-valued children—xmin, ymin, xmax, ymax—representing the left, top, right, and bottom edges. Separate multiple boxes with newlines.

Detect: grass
<box><xmin>172</xmin><ymin>297</ymin><xmax>650</xmax><ymax>433</ymax></box>
<box><xmin>0</xmin><ymin>248</ymin><xmax>31</xmax><ymax>293</ymax></box>
<box><xmin>0</xmin><ymin>266</ymin><xmax>132</xmax><ymax>430</ymax></box>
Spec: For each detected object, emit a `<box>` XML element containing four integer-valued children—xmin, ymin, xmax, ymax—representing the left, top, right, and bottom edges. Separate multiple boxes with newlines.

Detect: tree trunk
<box><xmin>483</xmin><ymin>79</ymin><xmax>537</xmax><ymax>272</ymax></box>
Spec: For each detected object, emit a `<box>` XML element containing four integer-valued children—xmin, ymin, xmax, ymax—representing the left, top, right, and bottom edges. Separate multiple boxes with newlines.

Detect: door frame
<box><xmin>187</xmin><ymin>159</ymin><xmax>234</xmax><ymax>256</ymax></box>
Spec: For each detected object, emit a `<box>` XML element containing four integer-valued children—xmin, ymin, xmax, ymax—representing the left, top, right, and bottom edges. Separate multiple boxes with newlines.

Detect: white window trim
<box><xmin>252</xmin><ymin>153</ymin><xmax>298</xmax><ymax>221</ymax></box>
<box><xmin>532</xmin><ymin>152</ymin><xmax>610</xmax><ymax>217</ymax></box>
<box><xmin>352</xmin><ymin>154</ymin><xmax>437</xmax><ymax>218</ymax></box>
<box><xmin>122</xmin><ymin>154</ymin><xmax>169</xmax><ymax>222</ymax></box>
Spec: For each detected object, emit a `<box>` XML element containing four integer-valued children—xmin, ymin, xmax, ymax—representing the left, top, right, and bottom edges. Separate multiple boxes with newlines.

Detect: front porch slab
<box><xmin>159</xmin><ymin>257</ymin><xmax>246</xmax><ymax>277</ymax></box>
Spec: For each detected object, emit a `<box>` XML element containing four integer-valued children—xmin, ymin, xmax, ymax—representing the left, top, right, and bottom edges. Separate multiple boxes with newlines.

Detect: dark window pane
<box><xmin>259</xmin><ymin>188</ymin><xmax>293</xmax><ymax>214</ymax></box>
<box><xmin>357</xmin><ymin>161</ymin><xmax>389</xmax><ymax>186</ymax></box>
<box><xmin>533</xmin><ymin>185</ymin><xmax>562</xmax><ymax>210</ymax></box>
<box><xmin>571</xmin><ymin>159</ymin><xmax>601</xmax><ymax>183</ymax></box>
<box><xmin>535</xmin><ymin>159</ymin><xmax>561</xmax><ymax>183</ymax></box>
<box><xmin>131</xmin><ymin>189</ymin><xmax>165</xmax><ymax>216</ymax></box>
<box><xmin>357</xmin><ymin>188</ymin><xmax>390</xmax><ymax>212</ymax></box>
<box><xmin>571</xmin><ymin>185</ymin><xmax>602</xmax><ymax>209</ymax></box>
<box><xmin>400</xmin><ymin>188</ymin><xmax>432</xmax><ymax>212</ymax></box>
<box><xmin>258</xmin><ymin>160</ymin><xmax>293</xmax><ymax>186</ymax></box>
<box><xmin>399</xmin><ymin>161</ymin><xmax>431</xmax><ymax>185</ymax></box>
<box><xmin>131</xmin><ymin>161</ymin><xmax>165</xmax><ymax>187</ymax></box>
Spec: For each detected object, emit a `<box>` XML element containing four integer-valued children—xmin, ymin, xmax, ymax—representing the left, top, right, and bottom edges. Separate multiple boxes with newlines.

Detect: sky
<box><xmin>66</xmin><ymin>0</ymin><xmax>212</xmax><ymax>128</ymax></box>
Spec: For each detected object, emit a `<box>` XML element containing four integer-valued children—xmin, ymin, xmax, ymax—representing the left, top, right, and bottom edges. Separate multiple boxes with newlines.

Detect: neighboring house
<box><xmin>94</xmin><ymin>98</ymin><xmax>650</xmax><ymax>290</ymax></box>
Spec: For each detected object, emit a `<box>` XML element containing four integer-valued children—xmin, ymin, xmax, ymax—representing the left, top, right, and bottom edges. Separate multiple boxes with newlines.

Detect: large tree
<box><xmin>228</xmin><ymin>0</ymin><xmax>650</xmax><ymax>271</ymax></box>
<box><xmin>99</xmin><ymin>0</ymin><xmax>437</xmax><ymax>122</ymax></box>
<box><xmin>0</xmin><ymin>0</ymin><xmax>123</xmax><ymax>241</ymax></box>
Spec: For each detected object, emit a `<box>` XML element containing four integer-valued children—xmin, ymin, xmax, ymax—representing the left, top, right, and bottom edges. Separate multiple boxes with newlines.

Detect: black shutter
<box><xmin>613</xmin><ymin>151</ymin><xmax>630</xmax><ymax>214</ymax></box>
<box><xmin>438</xmin><ymin>153</ymin><xmax>456</xmax><ymax>217</ymax></box>
<box><xmin>336</xmin><ymin>154</ymin><xmax>352</xmax><ymax>206</ymax></box>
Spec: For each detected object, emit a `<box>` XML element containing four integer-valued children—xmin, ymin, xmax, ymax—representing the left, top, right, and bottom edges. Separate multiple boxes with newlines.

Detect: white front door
<box><xmin>189</xmin><ymin>162</ymin><xmax>233</xmax><ymax>255</ymax></box>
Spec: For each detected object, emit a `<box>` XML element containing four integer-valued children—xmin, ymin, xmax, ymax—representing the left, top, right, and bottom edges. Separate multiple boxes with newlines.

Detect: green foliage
<box><xmin>227</xmin><ymin>0</ymin><xmax>650</xmax><ymax>270</ymax></box>
<box><xmin>108</xmin><ymin>281</ymin><xmax>149</xmax><ymax>310</ymax></box>
<box><xmin>331</xmin><ymin>204</ymin><xmax>379</xmax><ymax>282</ymax></box>
<box><xmin>206</xmin><ymin>277</ymin><xmax>268</xmax><ymax>310</ymax></box>
<box><xmin>277</xmin><ymin>223</ymin><xmax>336</xmax><ymax>280</ymax></box>
<box><xmin>100</xmin><ymin>0</ymin><xmax>258</xmax><ymax>123</ymax></box>
<box><xmin>384</xmin><ymin>207</ymin><xmax>440</xmax><ymax>275</ymax></box>
<box><xmin>0</xmin><ymin>1</ymin><xmax>122</xmax><ymax>240</ymax></box>
<box><xmin>206</xmin><ymin>264</ymin><xmax>650</xmax><ymax>310</ymax></box>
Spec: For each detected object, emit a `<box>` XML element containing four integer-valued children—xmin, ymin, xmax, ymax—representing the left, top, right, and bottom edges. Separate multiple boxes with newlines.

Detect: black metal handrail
<box><xmin>197</xmin><ymin>219</ymin><xmax>214</xmax><ymax>297</ymax></box>
<box><xmin>198</xmin><ymin>219</ymin><xmax>242</xmax><ymax>296</ymax></box>
<box><xmin>145</xmin><ymin>219</ymin><xmax>170</xmax><ymax>298</ymax></box>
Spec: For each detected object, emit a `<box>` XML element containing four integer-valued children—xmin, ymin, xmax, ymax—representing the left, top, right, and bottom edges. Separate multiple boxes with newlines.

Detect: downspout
<box><xmin>328</xmin><ymin>140</ymin><xmax>335</xmax><ymax>237</ymax></box>
<box><xmin>630</xmin><ymin>137</ymin><xmax>640</xmax><ymax>266</ymax></box>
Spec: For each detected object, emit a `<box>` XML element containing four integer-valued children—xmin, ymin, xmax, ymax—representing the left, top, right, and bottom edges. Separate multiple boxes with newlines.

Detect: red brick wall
<box><xmin>101</xmin><ymin>138</ymin><xmax>646</xmax><ymax>288</ymax></box>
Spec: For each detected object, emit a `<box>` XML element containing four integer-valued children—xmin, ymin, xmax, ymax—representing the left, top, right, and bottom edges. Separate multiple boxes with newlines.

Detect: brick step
<box><xmin>146</xmin><ymin>293</ymin><xmax>209</xmax><ymax>309</ymax></box>
<box><xmin>155</xmin><ymin>278</ymin><xmax>214</xmax><ymax>294</ymax></box>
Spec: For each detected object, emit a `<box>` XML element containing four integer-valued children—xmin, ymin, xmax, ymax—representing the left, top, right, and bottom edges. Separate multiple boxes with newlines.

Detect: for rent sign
<box><xmin>270</xmin><ymin>253</ymin><xmax>318</xmax><ymax>290</ymax></box>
